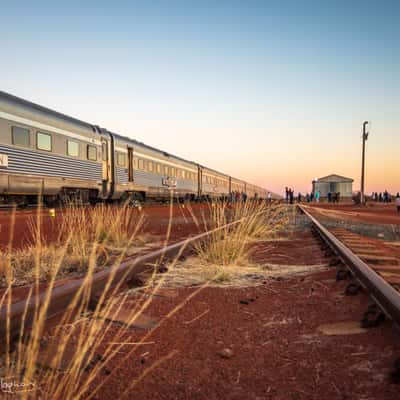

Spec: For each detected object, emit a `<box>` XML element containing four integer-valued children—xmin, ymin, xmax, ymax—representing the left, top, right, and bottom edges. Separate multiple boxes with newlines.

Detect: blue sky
<box><xmin>1</xmin><ymin>1</ymin><xmax>399</xmax><ymax>194</ymax></box>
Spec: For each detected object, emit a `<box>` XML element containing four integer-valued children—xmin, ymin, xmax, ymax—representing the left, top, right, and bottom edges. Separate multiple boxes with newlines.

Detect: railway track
<box><xmin>299</xmin><ymin>204</ymin><xmax>400</xmax><ymax>379</ymax></box>
<box><xmin>0</xmin><ymin>210</ymin><xmax>258</xmax><ymax>347</ymax></box>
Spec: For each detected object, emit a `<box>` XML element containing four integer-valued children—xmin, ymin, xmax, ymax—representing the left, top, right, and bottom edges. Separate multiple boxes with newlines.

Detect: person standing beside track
<box><xmin>396</xmin><ymin>193</ymin><xmax>400</xmax><ymax>213</ymax></box>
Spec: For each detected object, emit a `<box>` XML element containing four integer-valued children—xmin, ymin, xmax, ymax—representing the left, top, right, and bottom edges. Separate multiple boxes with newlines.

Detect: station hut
<box><xmin>312</xmin><ymin>174</ymin><xmax>353</xmax><ymax>200</ymax></box>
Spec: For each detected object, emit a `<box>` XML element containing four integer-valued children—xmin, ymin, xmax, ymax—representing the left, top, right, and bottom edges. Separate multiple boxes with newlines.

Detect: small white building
<box><xmin>312</xmin><ymin>174</ymin><xmax>353</xmax><ymax>199</ymax></box>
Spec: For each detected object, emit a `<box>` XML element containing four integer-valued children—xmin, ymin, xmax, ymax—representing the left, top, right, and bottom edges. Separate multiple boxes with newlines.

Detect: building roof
<box><xmin>316</xmin><ymin>174</ymin><xmax>354</xmax><ymax>183</ymax></box>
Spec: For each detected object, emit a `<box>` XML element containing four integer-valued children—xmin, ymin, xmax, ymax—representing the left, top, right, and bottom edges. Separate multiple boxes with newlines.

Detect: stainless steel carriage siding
<box><xmin>0</xmin><ymin>90</ymin><xmax>276</xmax><ymax>204</ymax></box>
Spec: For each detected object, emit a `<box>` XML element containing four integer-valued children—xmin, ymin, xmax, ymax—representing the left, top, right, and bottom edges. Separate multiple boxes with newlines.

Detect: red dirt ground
<box><xmin>88</xmin><ymin>268</ymin><xmax>400</xmax><ymax>400</ymax></box>
<box><xmin>308</xmin><ymin>203</ymin><xmax>400</xmax><ymax>225</ymax></box>
<box><xmin>0</xmin><ymin>203</ymin><xmax>210</xmax><ymax>250</ymax></box>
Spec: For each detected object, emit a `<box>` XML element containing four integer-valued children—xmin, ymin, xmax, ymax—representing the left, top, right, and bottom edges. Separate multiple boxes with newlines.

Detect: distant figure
<box><xmin>235</xmin><ymin>191</ymin><xmax>240</xmax><ymax>202</ymax></box>
<box><xmin>396</xmin><ymin>193</ymin><xmax>400</xmax><ymax>213</ymax></box>
<box><xmin>242</xmin><ymin>192</ymin><xmax>247</xmax><ymax>202</ymax></box>
<box><xmin>289</xmin><ymin>188</ymin><xmax>294</xmax><ymax>204</ymax></box>
<box><xmin>384</xmin><ymin>190</ymin><xmax>389</xmax><ymax>203</ymax></box>
<box><xmin>379</xmin><ymin>192</ymin><xmax>383</xmax><ymax>202</ymax></box>
<box><xmin>327</xmin><ymin>192</ymin><xmax>332</xmax><ymax>203</ymax></box>
<box><xmin>315</xmin><ymin>190</ymin><xmax>320</xmax><ymax>203</ymax></box>
<box><xmin>285</xmin><ymin>187</ymin><xmax>289</xmax><ymax>204</ymax></box>
<box><xmin>336</xmin><ymin>192</ymin><xmax>340</xmax><ymax>203</ymax></box>
<box><xmin>310</xmin><ymin>192</ymin><xmax>314</xmax><ymax>202</ymax></box>
<box><xmin>267</xmin><ymin>192</ymin><xmax>272</xmax><ymax>204</ymax></box>
<box><xmin>298</xmin><ymin>192</ymin><xmax>302</xmax><ymax>203</ymax></box>
<box><xmin>306</xmin><ymin>193</ymin><xmax>310</xmax><ymax>203</ymax></box>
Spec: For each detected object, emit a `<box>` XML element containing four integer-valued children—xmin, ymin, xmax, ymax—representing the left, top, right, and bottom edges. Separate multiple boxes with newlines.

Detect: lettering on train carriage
<box><xmin>0</xmin><ymin>154</ymin><xmax>8</xmax><ymax>168</ymax></box>
<box><xmin>162</xmin><ymin>176</ymin><xmax>177</xmax><ymax>188</ymax></box>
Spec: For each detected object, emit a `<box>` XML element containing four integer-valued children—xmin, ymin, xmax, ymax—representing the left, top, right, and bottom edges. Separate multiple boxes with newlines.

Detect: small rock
<box><xmin>239</xmin><ymin>300</ymin><xmax>249</xmax><ymax>305</ymax></box>
<box><xmin>157</xmin><ymin>266</ymin><xmax>168</xmax><ymax>273</ymax></box>
<box><xmin>218</xmin><ymin>348</ymin><xmax>234</xmax><ymax>359</ymax></box>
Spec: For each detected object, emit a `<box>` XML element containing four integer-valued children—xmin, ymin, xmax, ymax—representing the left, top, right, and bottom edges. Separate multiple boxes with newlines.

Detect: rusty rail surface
<box><xmin>0</xmin><ymin>211</ymin><xmax>262</xmax><ymax>342</ymax></box>
<box><xmin>298</xmin><ymin>205</ymin><xmax>400</xmax><ymax>329</ymax></box>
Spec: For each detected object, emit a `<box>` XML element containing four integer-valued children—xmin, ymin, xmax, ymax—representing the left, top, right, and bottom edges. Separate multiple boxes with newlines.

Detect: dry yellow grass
<box><xmin>0</xmin><ymin>198</ymin><xmax>287</xmax><ymax>399</ymax></box>
<box><xmin>194</xmin><ymin>200</ymin><xmax>289</xmax><ymax>268</ymax></box>
<box><xmin>0</xmin><ymin>202</ymin><xmax>146</xmax><ymax>286</ymax></box>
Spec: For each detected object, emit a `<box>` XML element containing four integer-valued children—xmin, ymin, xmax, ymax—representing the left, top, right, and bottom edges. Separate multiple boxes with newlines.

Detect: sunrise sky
<box><xmin>1</xmin><ymin>1</ymin><xmax>399</xmax><ymax>195</ymax></box>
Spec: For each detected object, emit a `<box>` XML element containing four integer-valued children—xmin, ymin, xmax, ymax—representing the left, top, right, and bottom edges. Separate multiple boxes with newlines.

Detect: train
<box><xmin>0</xmin><ymin>90</ymin><xmax>277</xmax><ymax>206</ymax></box>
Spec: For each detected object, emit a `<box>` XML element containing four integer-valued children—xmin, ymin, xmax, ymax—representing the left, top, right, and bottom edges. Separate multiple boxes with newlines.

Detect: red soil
<box><xmin>308</xmin><ymin>203</ymin><xmax>400</xmax><ymax>225</ymax></box>
<box><xmin>0</xmin><ymin>203</ymin><xmax>209</xmax><ymax>250</ymax></box>
<box><xmin>88</xmin><ymin>269</ymin><xmax>400</xmax><ymax>400</ymax></box>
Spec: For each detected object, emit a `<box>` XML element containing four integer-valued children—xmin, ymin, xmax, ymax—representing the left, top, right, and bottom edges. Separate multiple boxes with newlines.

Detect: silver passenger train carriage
<box><xmin>0</xmin><ymin>91</ymin><xmax>275</xmax><ymax>206</ymax></box>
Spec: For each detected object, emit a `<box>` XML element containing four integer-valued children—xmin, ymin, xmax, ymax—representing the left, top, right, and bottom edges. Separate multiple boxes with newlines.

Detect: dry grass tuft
<box><xmin>194</xmin><ymin>200</ymin><xmax>289</xmax><ymax>268</ymax></box>
<box><xmin>0</xmin><ymin>202</ymin><xmax>146</xmax><ymax>287</ymax></box>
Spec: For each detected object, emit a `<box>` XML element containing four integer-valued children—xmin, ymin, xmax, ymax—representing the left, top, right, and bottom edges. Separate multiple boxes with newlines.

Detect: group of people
<box><xmin>284</xmin><ymin>187</ymin><xmax>295</xmax><ymax>204</ymax></box>
<box><xmin>228</xmin><ymin>191</ymin><xmax>248</xmax><ymax>203</ymax></box>
<box><xmin>371</xmin><ymin>191</ymin><xmax>391</xmax><ymax>203</ymax></box>
<box><xmin>285</xmin><ymin>187</ymin><xmax>324</xmax><ymax>204</ymax></box>
<box><xmin>370</xmin><ymin>191</ymin><xmax>400</xmax><ymax>213</ymax></box>
<box><xmin>327</xmin><ymin>192</ymin><xmax>341</xmax><ymax>203</ymax></box>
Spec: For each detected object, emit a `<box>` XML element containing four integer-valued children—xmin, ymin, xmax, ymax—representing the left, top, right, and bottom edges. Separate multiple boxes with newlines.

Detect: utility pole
<box><xmin>360</xmin><ymin>121</ymin><xmax>369</xmax><ymax>205</ymax></box>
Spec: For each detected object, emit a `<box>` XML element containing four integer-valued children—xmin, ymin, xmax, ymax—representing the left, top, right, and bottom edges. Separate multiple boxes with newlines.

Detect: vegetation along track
<box><xmin>0</xmin><ymin>208</ymin><xmax>266</xmax><ymax>349</ymax></box>
<box><xmin>299</xmin><ymin>204</ymin><xmax>400</xmax><ymax>380</ymax></box>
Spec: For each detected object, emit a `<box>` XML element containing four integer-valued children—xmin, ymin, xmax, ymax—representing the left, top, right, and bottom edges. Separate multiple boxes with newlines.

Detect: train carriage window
<box><xmin>156</xmin><ymin>163</ymin><xmax>161</xmax><ymax>174</ymax></box>
<box><xmin>143</xmin><ymin>160</ymin><xmax>148</xmax><ymax>171</ymax></box>
<box><xmin>138</xmin><ymin>159</ymin><xmax>144</xmax><ymax>170</ymax></box>
<box><xmin>67</xmin><ymin>140</ymin><xmax>79</xmax><ymax>157</ymax></box>
<box><xmin>117</xmin><ymin>152</ymin><xmax>126</xmax><ymax>167</ymax></box>
<box><xmin>163</xmin><ymin>165</ymin><xmax>168</xmax><ymax>175</ymax></box>
<box><xmin>12</xmin><ymin>126</ymin><xmax>30</xmax><ymax>147</ymax></box>
<box><xmin>37</xmin><ymin>132</ymin><xmax>52</xmax><ymax>152</ymax></box>
<box><xmin>171</xmin><ymin>167</ymin><xmax>176</xmax><ymax>177</ymax></box>
<box><xmin>87</xmin><ymin>145</ymin><xmax>97</xmax><ymax>161</ymax></box>
<box><xmin>148</xmin><ymin>161</ymin><xmax>153</xmax><ymax>172</ymax></box>
<box><xmin>133</xmin><ymin>157</ymin><xmax>138</xmax><ymax>169</ymax></box>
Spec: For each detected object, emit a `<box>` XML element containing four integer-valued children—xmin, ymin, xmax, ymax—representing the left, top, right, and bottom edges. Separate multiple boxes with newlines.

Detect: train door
<box><xmin>128</xmin><ymin>147</ymin><xmax>134</xmax><ymax>182</ymax></box>
<box><xmin>101</xmin><ymin>137</ymin><xmax>109</xmax><ymax>198</ymax></box>
<box><xmin>198</xmin><ymin>166</ymin><xmax>202</xmax><ymax>198</ymax></box>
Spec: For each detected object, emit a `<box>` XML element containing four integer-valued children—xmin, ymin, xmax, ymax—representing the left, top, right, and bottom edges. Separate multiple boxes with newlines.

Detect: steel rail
<box><xmin>298</xmin><ymin>205</ymin><xmax>400</xmax><ymax>329</ymax></box>
<box><xmin>0</xmin><ymin>210</ymin><xmax>264</xmax><ymax>342</ymax></box>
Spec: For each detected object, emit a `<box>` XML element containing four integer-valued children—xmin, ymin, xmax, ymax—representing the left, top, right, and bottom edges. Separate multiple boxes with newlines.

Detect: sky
<box><xmin>1</xmin><ymin>0</ymin><xmax>399</xmax><ymax>195</ymax></box>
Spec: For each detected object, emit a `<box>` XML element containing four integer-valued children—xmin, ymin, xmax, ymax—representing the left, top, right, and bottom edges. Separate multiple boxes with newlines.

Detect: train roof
<box><xmin>111</xmin><ymin>131</ymin><xmax>198</xmax><ymax>167</ymax></box>
<box><xmin>0</xmin><ymin>90</ymin><xmax>95</xmax><ymax>133</ymax></box>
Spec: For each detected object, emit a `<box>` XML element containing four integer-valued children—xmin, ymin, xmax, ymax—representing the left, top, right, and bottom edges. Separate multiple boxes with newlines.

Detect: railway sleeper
<box><xmin>336</xmin><ymin>269</ymin><xmax>351</xmax><ymax>281</ymax></box>
<box><xmin>329</xmin><ymin>258</ymin><xmax>342</xmax><ymax>267</ymax></box>
<box><xmin>361</xmin><ymin>304</ymin><xmax>386</xmax><ymax>328</ymax></box>
<box><xmin>391</xmin><ymin>358</ymin><xmax>400</xmax><ymax>384</ymax></box>
<box><xmin>345</xmin><ymin>282</ymin><xmax>363</xmax><ymax>296</ymax></box>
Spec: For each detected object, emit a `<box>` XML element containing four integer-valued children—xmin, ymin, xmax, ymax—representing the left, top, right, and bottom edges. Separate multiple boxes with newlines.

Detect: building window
<box><xmin>148</xmin><ymin>161</ymin><xmax>153</xmax><ymax>172</ymax></box>
<box><xmin>133</xmin><ymin>157</ymin><xmax>138</xmax><ymax>169</ymax></box>
<box><xmin>37</xmin><ymin>132</ymin><xmax>52</xmax><ymax>151</ymax></box>
<box><xmin>156</xmin><ymin>163</ymin><xmax>161</xmax><ymax>174</ymax></box>
<box><xmin>163</xmin><ymin>165</ymin><xmax>168</xmax><ymax>175</ymax></box>
<box><xmin>117</xmin><ymin>152</ymin><xmax>126</xmax><ymax>166</ymax></box>
<box><xmin>138</xmin><ymin>159</ymin><xmax>144</xmax><ymax>170</ymax></box>
<box><xmin>87</xmin><ymin>145</ymin><xmax>97</xmax><ymax>161</ymax></box>
<box><xmin>171</xmin><ymin>167</ymin><xmax>176</xmax><ymax>177</ymax></box>
<box><xmin>67</xmin><ymin>140</ymin><xmax>79</xmax><ymax>157</ymax></box>
<box><xmin>12</xmin><ymin>126</ymin><xmax>30</xmax><ymax>147</ymax></box>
